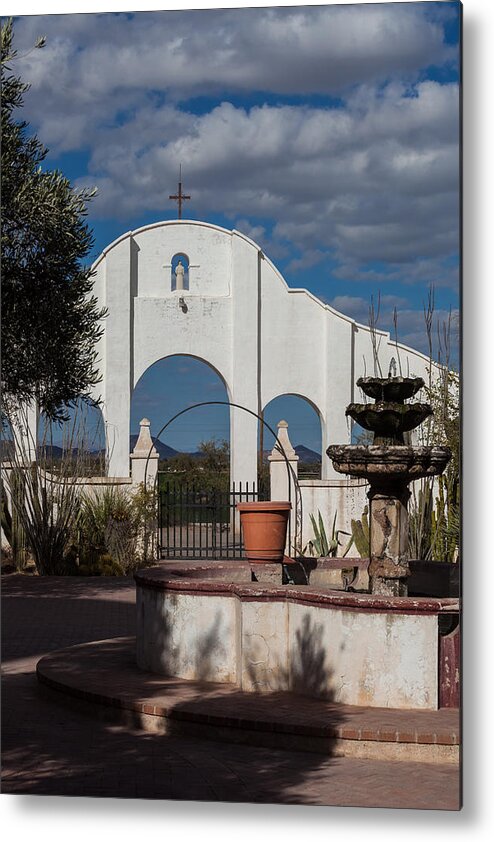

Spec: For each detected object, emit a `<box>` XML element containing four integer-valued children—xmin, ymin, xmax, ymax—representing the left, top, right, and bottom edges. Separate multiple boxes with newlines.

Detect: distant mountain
<box><xmin>294</xmin><ymin>445</ymin><xmax>321</xmax><ymax>464</ymax></box>
<box><xmin>37</xmin><ymin>444</ymin><xmax>64</xmax><ymax>458</ymax></box>
<box><xmin>129</xmin><ymin>435</ymin><xmax>178</xmax><ymax>461</ymax></box>
<box><xmin>1</xmin><ymin>436</ymin><xmax>321</xmax><ymax>466</ymax></box>
<box><xmin>260</xmin><ymin>444</ymin><xmax>321</xmax><ymax>464</ymax></box>
<box><xmin>0</xmin><ymin>442</ymin><xmax>105</xmax><ymax>461</ymax></box>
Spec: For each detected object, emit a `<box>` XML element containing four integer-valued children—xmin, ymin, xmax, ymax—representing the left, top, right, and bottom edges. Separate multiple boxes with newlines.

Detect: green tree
<box><xmin>1</xmin><ymin>20</ymin><xmax>105</xmax><ymax>421</ymax></box>
<box><xmin>197</xmin><ymin>438</ymin><xmax>229</xmax><ymax>473</ymax></box>
<box><xmin>159</xmin><ymin>439</ymin><xmax>230</xmax><ymax>494</ymax></box>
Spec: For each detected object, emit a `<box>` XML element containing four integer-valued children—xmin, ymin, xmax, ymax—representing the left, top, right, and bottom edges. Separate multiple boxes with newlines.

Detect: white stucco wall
<box><xmin>136</xmin><ymin>586</ymin><xmax>238</xmax><ymax>682</ymax></box>
<box><xmin>299</xmin><ymin>478</ymin><xmax>369</xmax><ymax>553</ymax></box>
<box><xmin>88</xmin><ymin>220</ymin><xmax>432</xmax><ymax>480</ymax></box>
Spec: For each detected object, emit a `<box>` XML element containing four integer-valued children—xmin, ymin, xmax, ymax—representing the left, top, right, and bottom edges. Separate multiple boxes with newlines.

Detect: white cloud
<box><xmin>14</xmin><ymin>5</ymin><xmax>454</xmax><ymax>105</ymax></box>
<box><xmin>65</xmin><ymin>82</ymin><xmax>458</xmax><ymax>268</ymax></box>
<box><xmin>9</xmin><ymin>7</ymin><xmax>459</xmax><ymax>293</ymax></box>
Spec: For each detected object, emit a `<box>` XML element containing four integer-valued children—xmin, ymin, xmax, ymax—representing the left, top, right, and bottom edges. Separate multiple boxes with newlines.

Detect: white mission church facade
<box><xmin>89</xmin><ymin>219</ymin><xmax>431</xmax><ymax>482</ymax></box>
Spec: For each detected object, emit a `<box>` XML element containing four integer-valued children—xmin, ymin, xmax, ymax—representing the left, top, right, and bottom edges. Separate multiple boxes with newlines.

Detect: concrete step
<box><xmin>37</xmin><ymin>636</ymin><xmax>459</xmax><ymax>764</ymax></box>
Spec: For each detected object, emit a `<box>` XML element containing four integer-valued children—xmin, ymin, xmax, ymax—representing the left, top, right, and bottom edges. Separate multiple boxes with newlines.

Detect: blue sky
<box><xmin>10</xmin><ymin>2</ymin><xmax>461</xmax><ymax>454</ymax></box>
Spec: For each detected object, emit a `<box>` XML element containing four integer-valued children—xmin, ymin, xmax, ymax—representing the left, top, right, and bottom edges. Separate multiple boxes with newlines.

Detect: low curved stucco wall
<box><xmin>135</xmin><ymin>563</ymin><xmax>459</xmax><ymax>710</ymax></box>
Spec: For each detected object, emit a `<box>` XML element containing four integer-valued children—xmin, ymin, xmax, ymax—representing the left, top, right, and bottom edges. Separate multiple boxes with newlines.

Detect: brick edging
<box><xmin>36</xmin><ymin>639</ymin><xmax>460</xmax><ymax>748</ymax></box>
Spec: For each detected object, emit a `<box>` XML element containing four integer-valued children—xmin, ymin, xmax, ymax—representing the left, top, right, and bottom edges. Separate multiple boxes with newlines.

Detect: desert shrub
<box><xmin>77</xmin><ymin>484</ymin><xmax>157</xmax><ymax>574</ymax></box>
<box><xmin>75</xmin><ymin>553</ymin><xmax>124</xmax><ymax>577</ymax></box>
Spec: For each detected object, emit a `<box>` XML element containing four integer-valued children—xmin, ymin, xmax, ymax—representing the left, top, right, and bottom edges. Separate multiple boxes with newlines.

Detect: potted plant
<box><xmin>236</xmin><ymin>500</ymin><xmax>291</xmax><ymax>563</ymax></box>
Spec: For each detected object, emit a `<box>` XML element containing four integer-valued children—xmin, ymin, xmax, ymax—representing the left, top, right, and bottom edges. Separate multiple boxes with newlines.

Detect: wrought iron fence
<box><xmin>157</xmin><ymin>479</ymin><xmax>264</xmax><ymax>559</ymax></box>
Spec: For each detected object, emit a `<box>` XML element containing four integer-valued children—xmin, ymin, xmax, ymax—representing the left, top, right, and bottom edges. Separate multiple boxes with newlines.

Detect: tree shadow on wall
<box><xmin>244</xmin><ymin>611</ymin><xmax>336</xmax><ymax>701</ymax></box>
<box><xmin>158</xmin><ymin>610</ymin><xmax>348</xmax><ymax>804</ymax></box>
<box><xmin>289</xmin><ymin>613</ymin><xmax>335</xmax><ymax>699</ymax></box>
<box><xmin>194</xmin><ymin>611</ymin><xmax>224</xmax><ymax>682</ymax></box>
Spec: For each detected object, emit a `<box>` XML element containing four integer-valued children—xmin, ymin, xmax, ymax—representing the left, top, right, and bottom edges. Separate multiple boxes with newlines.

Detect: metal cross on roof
<box><xmin>169</xmin><ymin>165</ymin><xmax>190</xmax><ymax>219</ymax></box>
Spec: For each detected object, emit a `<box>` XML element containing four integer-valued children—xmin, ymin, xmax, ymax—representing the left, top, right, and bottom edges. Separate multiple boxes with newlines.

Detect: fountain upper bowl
<box><xmin>357</xmin><ymin>376</ymin><xmax>425</xmax><ymax>402</ymax></box>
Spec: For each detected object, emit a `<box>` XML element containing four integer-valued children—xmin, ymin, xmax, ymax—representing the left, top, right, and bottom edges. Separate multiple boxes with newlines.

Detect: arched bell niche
<box><xmin>171</xmin><ymin>253</ymin><xmax>190</xmax><ymax>291</ymax></box>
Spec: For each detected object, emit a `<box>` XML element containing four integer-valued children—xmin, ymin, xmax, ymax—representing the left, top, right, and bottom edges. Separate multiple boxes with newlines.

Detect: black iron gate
<box><xmin>157</xmin><ymin>479</ymin><xmax>265</xmax><ymax>559</ymax></box>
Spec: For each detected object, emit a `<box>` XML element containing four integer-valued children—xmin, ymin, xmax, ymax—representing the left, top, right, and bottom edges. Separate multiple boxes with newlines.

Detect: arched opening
<box><xmin>260</xmin><ymin>394</ymin><xmax>323</xmax><ymax>481</ymax></box>
<box><xmin>37</xmin><ymin>399</ymin><xmax>106</xmax><ymax>475</ymax></box>
<box><xmin>132</xmin><ymin>355</ymin><xmax>234</xmax><ymax>559</ymax></box>
<box><xmin>171</xmin><ymin>252</ymin><xmax>190</xmax><ymax>291</ymax></box>
<box><xmin>131</xmin><ymin>354</ymin><xmax>230</xmax><ymax>479</ymax></box>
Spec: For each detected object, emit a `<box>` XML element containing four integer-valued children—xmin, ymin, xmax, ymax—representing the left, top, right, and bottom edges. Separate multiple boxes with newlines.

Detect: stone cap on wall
<box><xmin>268</xmin><ymin>420</ymin><xmax>299</xmax><ymax>463</ymax></box>
<box><xmin>130</xmin><ymin>418</ymin><xmax>159</xmax><ymax>460</ymax></box>
<box><xmin>134</xmin><ymin>563</ymin><xmax>460</xmax><ymax>616</ymax></box>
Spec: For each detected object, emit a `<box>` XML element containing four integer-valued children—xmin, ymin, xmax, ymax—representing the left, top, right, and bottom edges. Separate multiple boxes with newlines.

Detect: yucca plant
<box><xmin>1</xmin><ymin>403</ymin><xmax>98</xmax><ymax>575</ymax></box>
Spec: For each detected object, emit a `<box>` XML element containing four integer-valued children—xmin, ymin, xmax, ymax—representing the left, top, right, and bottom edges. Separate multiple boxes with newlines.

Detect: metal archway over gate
<box><xmin>142</xmin><ymin>401</ymin><xmax>302</xmax><ymax>561</ymax></box>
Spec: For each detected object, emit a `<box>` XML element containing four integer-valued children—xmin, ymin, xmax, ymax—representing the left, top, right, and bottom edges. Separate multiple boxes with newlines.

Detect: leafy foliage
<box><xmin>1</xmin><ymin>20</ymin><xmax>106</xmax><ymax>420</ymax></box>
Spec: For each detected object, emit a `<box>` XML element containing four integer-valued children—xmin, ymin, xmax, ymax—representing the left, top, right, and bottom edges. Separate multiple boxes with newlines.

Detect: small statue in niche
<box><xmin>175</xmin><ymin>259</ymin><xmax>185</xmax><ymax>290</ymax></box>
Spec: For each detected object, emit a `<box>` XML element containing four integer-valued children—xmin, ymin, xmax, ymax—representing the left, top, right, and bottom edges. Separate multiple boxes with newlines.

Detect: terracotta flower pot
<box><xmin>236</xmin><ymin>501</ymin><xmax>291</xmax><ymax>563</ymax></box>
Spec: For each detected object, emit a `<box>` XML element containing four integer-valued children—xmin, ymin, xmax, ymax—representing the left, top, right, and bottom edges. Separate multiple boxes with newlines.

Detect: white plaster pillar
<box><xmin>324</xmin><ymin>317</ymin><xmax>354</xmax><ymax>479</ymax></box>
<box><xmin>130</xmin><ymin>418</ymin><xmax>159</xmax><ymax>489</ymax></box>
<box><xmin>230</xmin><ymin>234</ymin><xmax>259</xmax><ymax>489</ymax></box>
<box><xmin>268</xmin><ymin>420</ymin><xmax>299</xmax><ymax>552</ymax></box>
<box><xmin>268</xmin><ymin>420</ymin><xmax>299</xmax><ymax>500</ymax></box>
<box><xmin>104</xmin><ymin>238</ymin><xmax>132</xmax><ymax>477</ymax></box>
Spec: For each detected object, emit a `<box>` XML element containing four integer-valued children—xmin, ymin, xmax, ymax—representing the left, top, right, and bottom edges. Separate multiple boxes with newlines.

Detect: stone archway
<box><xmin>261</xmin><ymin>392</ymin><xmax>323</xmax><ymax>479</ymax></box>
<box><xmin>131</xmin><ymin>353</ymin><xmax>230</xmax><ymax>467</ymax></box>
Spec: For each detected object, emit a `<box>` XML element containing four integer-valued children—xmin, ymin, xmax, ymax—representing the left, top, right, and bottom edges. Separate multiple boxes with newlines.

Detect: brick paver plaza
<box><xmin>1</xmin><ymin>574</ymin><xmax>460</xmax><ymax>809</ymax></box>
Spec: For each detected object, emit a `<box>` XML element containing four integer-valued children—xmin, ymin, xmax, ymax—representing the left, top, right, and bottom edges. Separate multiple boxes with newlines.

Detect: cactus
<box><xmin>1</xmin><ymin>482</ymin><xmax>12</xmax><ymax>545</ymax></box>
<box><xmin>408</xmin><ymin>476</ymin><xmax>459</xmax><ymax>563</ymax></box>
<box><xmin>350</xmin><ymin>506</ymin><xmax>370</xmax><ymax>558</ymax></box>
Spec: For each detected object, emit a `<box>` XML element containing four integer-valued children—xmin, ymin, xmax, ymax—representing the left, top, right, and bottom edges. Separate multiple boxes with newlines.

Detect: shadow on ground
<box><xmin>1</xmin><ymin>574</ymin><xmax>339</xmax><ymax>804</ymax></box>
<box><xmin>1</xmin><ymin>573</ymin><xmax>460</xmax><ymax>809</ymax></box>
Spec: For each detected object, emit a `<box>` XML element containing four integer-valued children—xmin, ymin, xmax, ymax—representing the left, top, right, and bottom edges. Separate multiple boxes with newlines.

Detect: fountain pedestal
<box><xmin>367</xmin><ymin>481</ymin><xmax>410</xmax><ymax>597</ymax></box>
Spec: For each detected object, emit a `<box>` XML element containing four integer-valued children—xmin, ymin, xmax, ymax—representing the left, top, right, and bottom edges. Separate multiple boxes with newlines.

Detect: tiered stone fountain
<box><xmin>328</xmin><ymin>374</ymin><xmax>451</xmax><ymax>597</ymax></box>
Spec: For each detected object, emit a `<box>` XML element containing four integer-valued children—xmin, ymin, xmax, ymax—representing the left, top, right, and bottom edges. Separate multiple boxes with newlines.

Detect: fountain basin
<box><xmin>327</xmin><ymin>444</ymin><xmax>452</xmax><ymax>482</ymax></box>
<box><xmin>135</xmin><ymin>562</ymin><xmax>459</xmax><ymax>711</ymax></box>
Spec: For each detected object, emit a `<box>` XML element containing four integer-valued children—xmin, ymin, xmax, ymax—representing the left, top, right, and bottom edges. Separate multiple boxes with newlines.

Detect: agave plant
<box><xmin>1</xmin><ymin>406</ymin><xmax>91</xmax><ymax>575</ymax></box>
<box><xmin>303</xmin><ymin>510</ymin><xmax>352</xmax><ymax>558</ymax></box>
<box><xmin>1</xmin><ymin>403</ymin><xmax>109</xmax><ymax>575</ymax></box>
